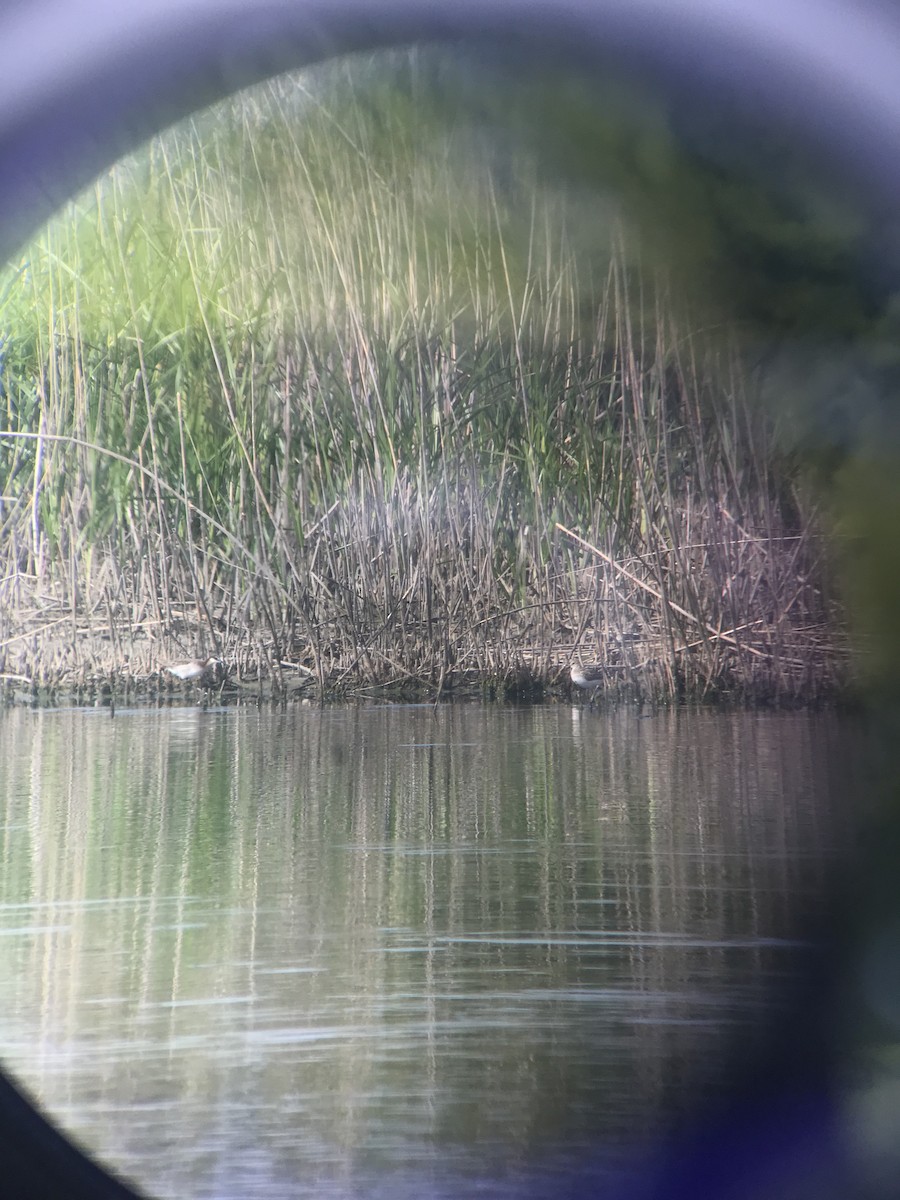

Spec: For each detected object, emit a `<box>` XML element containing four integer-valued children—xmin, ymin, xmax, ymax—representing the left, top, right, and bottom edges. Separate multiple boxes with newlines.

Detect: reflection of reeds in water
<box><xmin>0</xmin><ymin>54</ymin><xmax>847</xmax><ymax>706</ymax></box>
<box><xmin>0</xmin><ymin>705</ymin><xmax>861</xmax><ymax>1182</ymax></box>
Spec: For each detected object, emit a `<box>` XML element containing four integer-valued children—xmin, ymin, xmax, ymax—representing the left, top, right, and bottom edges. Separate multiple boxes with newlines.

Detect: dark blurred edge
<box><xmin>0</xmin><ymin>1066</ymin><xmax>145</xmax><ymax>1199</ymax></box>
<box><xmin>4</xmin><ymin>1</ymin><xmax>900</xmax><ymax>268</ymax></box>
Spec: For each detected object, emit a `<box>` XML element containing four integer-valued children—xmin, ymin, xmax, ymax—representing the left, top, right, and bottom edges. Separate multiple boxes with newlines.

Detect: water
<box><xmin>0</xmin><ymin>703</ymin><xmax>862</xmax><ymax>1198</ymax></box>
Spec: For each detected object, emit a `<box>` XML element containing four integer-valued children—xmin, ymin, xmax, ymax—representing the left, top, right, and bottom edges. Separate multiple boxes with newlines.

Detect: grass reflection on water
<box><xmin>0</xmin><ymin>703</ymin><xmax>860</xmax><ymax>1199</ymax></box>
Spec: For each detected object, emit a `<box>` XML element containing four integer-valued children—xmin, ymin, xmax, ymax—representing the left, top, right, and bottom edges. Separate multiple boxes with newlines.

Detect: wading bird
<box><xmin>166</xmin><ymin>657</ymin><xmax>227</xmax><ymax>692</ymax></box>
<box><xmin>570</xmin><ymin>663</ymin><xmax>604</xmax><ymax>709</ymax></box>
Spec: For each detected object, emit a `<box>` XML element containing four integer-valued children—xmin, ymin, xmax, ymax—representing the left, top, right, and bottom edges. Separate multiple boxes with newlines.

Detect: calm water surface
<box><xmin>0</xmin><ymin>703</ymin><xmax>862</xmax><ymax>1198</ymax></box>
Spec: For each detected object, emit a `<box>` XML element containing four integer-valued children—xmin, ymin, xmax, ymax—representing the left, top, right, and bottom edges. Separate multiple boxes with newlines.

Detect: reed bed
<box><xmin>0</xmin><ymin>52</ymin><xmax>849</xmax><ymax>705</ymax></box>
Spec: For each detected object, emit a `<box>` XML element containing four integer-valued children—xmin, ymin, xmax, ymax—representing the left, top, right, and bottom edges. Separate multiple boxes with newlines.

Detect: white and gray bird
<box><xmin>166</xmin><ymin>657</ymin><xmax>226</xmax><ymax>690</ymax></box>
<box><xmin>570</xmin><ymin>663</ymin><xmax>604</xmax><ymax>708</ymax></box>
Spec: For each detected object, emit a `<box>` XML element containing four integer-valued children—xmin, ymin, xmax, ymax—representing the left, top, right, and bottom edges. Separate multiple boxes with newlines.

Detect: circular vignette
<box><xmin>2</xmin><ymin>3</ymin><xmax>900</xmax><ymax>1199</ymax></box>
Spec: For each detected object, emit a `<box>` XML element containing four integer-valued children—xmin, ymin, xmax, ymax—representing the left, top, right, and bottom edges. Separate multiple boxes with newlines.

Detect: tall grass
<box><xmin>0</xmin><ymin>50</ymin><xmax>846</xmax><ymax>703</ymax></box>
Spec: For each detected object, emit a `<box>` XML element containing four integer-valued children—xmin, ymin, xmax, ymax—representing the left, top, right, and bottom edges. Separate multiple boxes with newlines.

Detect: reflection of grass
<box><xmin>0</xmin><ymin>51</ymin><xmax>845</xmax><ymax>703</ymax></box>
<box><xmin>0</xmin><ymin>704</ymin><xmax>856</xmax><ymax>1170</ymax></box>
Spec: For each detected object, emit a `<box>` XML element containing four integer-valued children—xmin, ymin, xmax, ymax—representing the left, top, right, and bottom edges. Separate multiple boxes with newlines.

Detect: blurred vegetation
<box><xmin>0</xmin><ymin>48</ymin><xmax>858</xmax><ymax>702</ymax></box>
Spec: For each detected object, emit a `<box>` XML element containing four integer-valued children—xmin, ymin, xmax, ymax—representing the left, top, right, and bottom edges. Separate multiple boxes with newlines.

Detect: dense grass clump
<box><xmin>0</xmin><ymin>51</ymin><xmax>847</xmax><ymax>704</ymax></box>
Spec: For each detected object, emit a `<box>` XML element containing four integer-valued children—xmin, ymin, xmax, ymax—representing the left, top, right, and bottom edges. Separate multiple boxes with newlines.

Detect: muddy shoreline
<box><xmin>0</xmin><ymin>601</ymin><xmax>854</xmax><ymax>711</ymax></box>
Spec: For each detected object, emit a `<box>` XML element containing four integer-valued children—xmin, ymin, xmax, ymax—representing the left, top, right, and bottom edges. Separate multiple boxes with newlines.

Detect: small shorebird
<box><xmin>166</xmin><ymin>657</ymin><xmax>227</xmax><ymax>691</ymax></box>
<box><xmin>570</xmin><ymin>663</ymin><xmax>604</xmax><ymax>708</ymax></box>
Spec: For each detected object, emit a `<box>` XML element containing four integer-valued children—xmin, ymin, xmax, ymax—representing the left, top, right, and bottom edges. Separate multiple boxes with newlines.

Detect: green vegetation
<box><xmin>0</xmin><ymin>51</ymin><xmax>847</xmax><ymax>704</ymax></box>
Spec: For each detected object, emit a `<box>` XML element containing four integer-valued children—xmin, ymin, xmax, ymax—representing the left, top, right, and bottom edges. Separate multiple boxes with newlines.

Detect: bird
<box><xmin>165</xmin><ymin>657</ymin><xmax>227</xmax><ymax>691</ymax></box>
<box><xmin>570</xmin><ymin>663</ymin><xmax>604</xmax><ymax>708</ymax></box>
